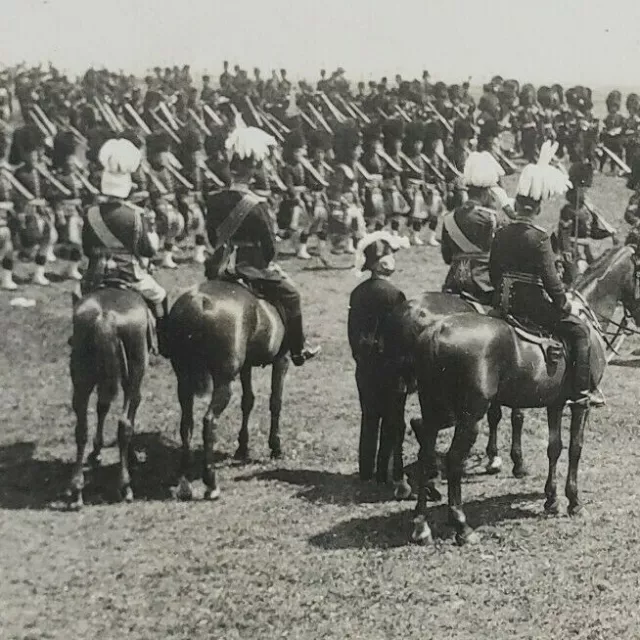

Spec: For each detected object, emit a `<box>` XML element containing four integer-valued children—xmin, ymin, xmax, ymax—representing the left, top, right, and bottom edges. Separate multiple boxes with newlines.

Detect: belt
<box><xmin>233</xmin><ymin>240</ymin><xmax>260</xmax><ymax>248</ymax></box>
<box><xmin>502</xmin><ymin>270</ymin><xmax>543</xmax><ymax>286</ymax></box>
<box><xmin>452</xmin><ymin>252</ymin><xmax>489</xmax><ymax>260</ymax></box>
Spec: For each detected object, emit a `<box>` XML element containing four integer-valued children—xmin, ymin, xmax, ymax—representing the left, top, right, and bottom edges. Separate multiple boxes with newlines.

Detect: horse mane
<box><xmin>574</xmin><ymin>245</ymin><xmax>632</xmax><ymax>290</ymax></box>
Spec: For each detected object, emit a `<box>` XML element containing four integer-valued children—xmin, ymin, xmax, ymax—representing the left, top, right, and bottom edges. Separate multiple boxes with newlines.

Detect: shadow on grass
<box><xmin>308</xmin><ymin>490</ymin><xmax>544</xmax><ymax>550</ymax></box>
<box><xmin>0</xmin><ymin>434</ymin><xmax>229</xmax><ymax>510</ymax></box>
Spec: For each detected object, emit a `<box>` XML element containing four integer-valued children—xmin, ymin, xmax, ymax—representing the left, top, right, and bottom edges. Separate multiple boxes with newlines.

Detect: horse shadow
<box><xmin>237</xmin><ymin>465</ymin><xmax>421</xmax><ymax>506</ymax></box>
<box><xmin>308</xmin><ymin>490</ymin><xmax>544</xmax><ymax>550</ymax></box>
<box><xmin>0</xmin><ymin>434</ymin><xmax>229</xmax><ymax>510</ymax></box>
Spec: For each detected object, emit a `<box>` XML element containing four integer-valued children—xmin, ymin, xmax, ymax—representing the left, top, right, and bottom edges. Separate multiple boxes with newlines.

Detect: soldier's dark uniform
<box><xmin>489</xmin><ymin>218</ymin><xmax>592</xmax><ymax>400</ymax></box>
<box><xmin>205</xmin><ymin>186</ymin><xmax>314</xmax><ymax>364</ymax></box>
<box><xmin>441</xmin><ymin>198</ymin><xmax>507</xmax><ymax>305</ymax></box>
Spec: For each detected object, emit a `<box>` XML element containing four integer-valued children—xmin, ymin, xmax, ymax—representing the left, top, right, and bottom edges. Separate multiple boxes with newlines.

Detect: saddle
<box><xmin>458</xmin><ymin>291</ymin><xmax>565</xmax><ymax>367</ymax></box>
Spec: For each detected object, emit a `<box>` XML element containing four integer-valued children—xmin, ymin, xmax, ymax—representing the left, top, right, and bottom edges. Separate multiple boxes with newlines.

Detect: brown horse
<box><xmin>409</xmin><ymin>245</ymin><xmax>640</xmax><ymax>545</ymax></box>
<box><xmin>167</xmin><ymin>279</ymin><xmax>287</xmax><ymax>500</ymax></box>
<box><xmin>68</xmin><ymin>288</ymin><xmax>150</xmax><ymax>508</ymax></box>
<box><xmin>384</xmin><ymin>292</ymin><xmax>527</xmax><ymax>478</ymax></box>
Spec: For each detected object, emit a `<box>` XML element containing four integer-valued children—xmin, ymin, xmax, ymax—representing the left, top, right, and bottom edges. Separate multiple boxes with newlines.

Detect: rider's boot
<box><xmin>154</xmin><ymin>297</ymin><xmax>171</xmax><ymax>358</ymax></box>
<box><xmin>567</xmin><ymin>338</ymin><xmax>606</xmax><ymax>408</ymax></box>
<box><xmin>288</xmin><ymin>314</ymin><xmax>321</xmax><ymax>366</ymax></box>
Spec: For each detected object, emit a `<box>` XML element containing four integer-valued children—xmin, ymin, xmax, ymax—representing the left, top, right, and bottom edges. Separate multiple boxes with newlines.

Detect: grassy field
<box><xmin>2</xmin><ymin>171</ymin><xmax>640</xmax><ymax>639</ymax></box>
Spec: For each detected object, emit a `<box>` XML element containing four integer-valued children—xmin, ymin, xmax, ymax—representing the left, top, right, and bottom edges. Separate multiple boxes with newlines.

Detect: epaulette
<box><xmin>514</xmin><ymin>218</ymin><xmax>547</xmax><ymax>234</ymax></box>
<box><xmin>475</xmin><ymin>205</ymin><xmax>498</xmax><ymax>217</ymax></box>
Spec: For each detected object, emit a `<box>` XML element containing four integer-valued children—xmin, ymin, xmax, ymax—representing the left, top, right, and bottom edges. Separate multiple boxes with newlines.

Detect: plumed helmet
<box><xmin>606</xmin><ymin>90</ymin><xmax>622</xmax><ymax>110</ymax></box>
<box><xmin>453</xmin><ymin>118</ymin><xmax>475</xmax><ymax>141</ymax></box>
<box><xmin>537</xmin><ymin>86</ymin><xmax>552</xmax><ymax>109</ymax></box>
<box><xmin>204</xmin><ymin>126</ymin><xmax>228</xmax><ymax>157</ymax></box>
<box><xmin>9</xmin><ymin>125</ymin><xmax>44</xmax><ymax>165</ymax></box>
<box><xmin>178</xmin><ymin>125</ymin><xmax>203</xmax><ymax>154</ymax></box>
<box><xmin>568</xmin><ymin>161</ymin><xmax>594</xmax><ymax>189</ymax></box>
<box><xmin>353</xmin><ymin>230</ymin><xmax>410</xmax><ymax>274</ymax></box>
<box><xmin>333</xmin><ymin>121</ymin><xmax>362</xmax><ymax>164</ymax></box>
<box><xmin>146</xmin><ymin>132</ymin><xmax>172</xmax><ymax>157</ymax></box>
<box><xmin>362</xmin><ymin>122</ymin><xmax>383</xmax><ymax>148</ymax></box>
<box><xmin>306</xmin><ymin>129</ymin><xmax>332</xmax><ymax>155</ymax></box>
<box><xmin>225</xmin><ymin>113</ymin><xmax>277</xmax><ymax>163</ymax></box>
<box><xmin>51</xmin><ymin>131</ymin><xmax>77</xmax><ymax>170</ymax></box>
<box><xmin>463</xmin><ymin>150</ymin><xmax>504</xmax><ymax>188</ymax></box>
<box><xmin>403</xmin><ymin>121</ymin><xmax>426</xmax><ymax>151</ymax></box>
<box><xmin>516</xmin><ymin>141</ymin><xmax>570</xmax><ymax>202</ymax></box>
<box><xmin>99</xmin><ymin>138</ymin><xmax>142</xmax><ymax>174</ymax></box>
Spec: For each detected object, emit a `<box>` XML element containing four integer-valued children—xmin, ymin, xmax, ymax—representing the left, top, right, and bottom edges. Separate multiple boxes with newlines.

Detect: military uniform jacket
<box><xmin>625</xmin><ymin>192</ymin><xmax>640</xmax><ymax>226</ymax></box>
<box><xmin>205</xmin><ymin>187</ymin><xmax>277</xmax><ymax>281</ymax></box>
<box><xmin>82</xmin><ymin>198</ymin><xmax>156</xmax><ymax>283</ymax></box>
<box><xmin>489</xmin><ymin>218</ymin><xmax>568</xmax><ymax>328</ymax></box>
<box><xmin>348</xmin><ymin>276</ymin><xmax>407</xmax><ymax>361</ymax></box>
<box><xmin>441</xmin><ymin>199</ymin><xmax>506</xmax><ymax>300</ymax></box>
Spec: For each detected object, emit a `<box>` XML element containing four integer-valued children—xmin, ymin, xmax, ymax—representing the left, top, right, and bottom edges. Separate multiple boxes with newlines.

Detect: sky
<box><xmin>3</xmin><ymin>0</ymin><xmax>640</xmax><ymax>89</ymax></box>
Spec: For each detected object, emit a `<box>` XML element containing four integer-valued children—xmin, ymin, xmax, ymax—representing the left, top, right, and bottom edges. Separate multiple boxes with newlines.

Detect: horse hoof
<box><xmin>544</xmin><ymin>499</ymin><xmax>560</xmax><ymax>516</ymax></box>
<box><xmin>233</xmin><ymin>448</ymin><xmax>249</xmax><ymax>462</ymax></box>
<box><xmin>87</xmin><ymin>452</ymin><xmax>102</xmax><ymax>468</ymax></box>
<box><xmin>204</xmin><ymin>487</ymin><xmax>221</xmax><ymax>501</ymax></box>
<box><xmin>512</xmin><ymin>465</ymin><xmax>528</xmax><ymax>479</ymax></box>
<box><xmin>456</xmin><ymin>529</ymin><xmax>480</xmax><ymax>546</ymax></box>
<box><xmin>393</xmin><ymin>481</ymin><xmax>414</xmax><ymax>501</ymax></box>
<box><xmin>68</xmin><ymin>496</ymin><xmax>83</xmax><ymax>511</ymax></box>
<box><xmin>270</xmin><ymin>449</ymin><xmax>283</xmax><ymax>461</ymax></box>
<box><xmin>176</xmin><ymin>477</ymin><xmax>193</xmax><ymax>501</ymax></box>
<box><xmin>122</xmin><ymin>487</ymin><xmax>134</xmax><ymax>503</ymax></box>
<box><xmin>568</xmin><ymin>503</ymin><xmax>585</xmax><ymax>518</ymax></box>
<box><xmin>486</xmin><ymin>456</ymin><xmax>503</xmax><ymax>475</ymax></box>
<box><xmin>411</xmin><ymin>518</ymin><xmax>433</xmax><ymax>545</ymax></box>
<box><xmin>425</xmin><ymin>484</ymin><xmax>443</xmax><ymax>502</ymax></box>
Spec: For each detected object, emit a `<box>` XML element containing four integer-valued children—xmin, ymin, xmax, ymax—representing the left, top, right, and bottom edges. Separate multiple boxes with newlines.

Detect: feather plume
<box><xmin>463</xmin><ymin>151</ymin><xmax>504</xmax><ymax>187</ymax></box>
<box><xmin>516</xmin><ymin>141</ymin><xmax>570</xmax><ymax>201</ymax></box>
<box><xmin>225</xmin><ymin>114</ymin><xmax>276</xmax><ymax>163</ymax></box>
<box><xmin>353</xmin><ymin>230</ymin><xmax>410</xmax><ymax>277</ymax></box>
<box><xmin>98</xmin><ymin>138</ymin><xmax>141</xmax><ymax>174</ymax></box>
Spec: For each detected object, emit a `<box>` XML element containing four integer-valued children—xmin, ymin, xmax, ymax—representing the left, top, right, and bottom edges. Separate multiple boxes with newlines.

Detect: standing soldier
<box><xmin>600</xmin><ymin>90</ymin><xmax>625</xmax><ymax>175</ymax></box>
<box><xmin>441</xmin><ymin>150</ymin><xmax>509</xmax><ymax>304</ymax></box>
<box><xmin>0</xmin><ymin>131</ymin><xmax>17</xmax><ymax>290</ymax></box>
<box><xmin>516</xmin><ymin>84</ymin><xmax>540</xmax><ymax>163</ymax></box>
<box><xmin>624</xmin><ymin>93</ymin><xmax>640</xmax><ymax>165</ymax></box>
<box><xmin>381</xmin><ymin>118</ymin><xmax>410</xmax><ymax>237</ymax></box>
<box><xmin>145</xmin><ymin>132</ymin><xmax>185</xmax><ymax>268</ymax></box>
<box><xmin>360</xmin><ymin>123</ymin><xmax>386</xmax><ymax>231</ymax></box>
<box><xmin>50</xmin><ymin>130</ymin><xmax>84</xmax><ymax>281</ymax></box>
<box><xmin>401</xmin><ymin>121</ymin><xmax>429</xmax><ymax>246</ymax></box>
<box><xmin>9</xmin><ymin>125</ymin><xmax>55</xmax><ymax>286</ymax></box>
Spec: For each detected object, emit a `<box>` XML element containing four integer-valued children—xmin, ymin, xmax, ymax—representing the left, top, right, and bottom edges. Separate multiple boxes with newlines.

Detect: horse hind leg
<box><xmin>176</xmin><ymin>373</ymin><xmax>196</xmax><ymax>501</ymax></box>
<box><xmin>68</xmin><ymin>379</ymin><xmax>95</xmax><ymax>510</ymax></box>
<box><xmin>485</xmin><ymin>402</ymin><xmax>503</xmax><ymax>474</ymax></box>
<box><xmin>544</xmin><ymin>404</ymin><xmax>563</xmax><ymax>515</ymax></box>
<box><xmin>268</xmin><ymin>356</ymin><xmax>289</xmax><ymax>460</ymax></box>
<box><xmin>234</xmin><ymin>365</ymin><xmax>254</xmax><ymax>462</ymax></box>
<box><xmin>88</xmin><ymin>400</ymin><xmax>109</xmax><ymax>468</ymax></box>
<box><xmin>202</xmin><ymin>381</ymin><xmax>232</xmax><ymax>500</ymax></box>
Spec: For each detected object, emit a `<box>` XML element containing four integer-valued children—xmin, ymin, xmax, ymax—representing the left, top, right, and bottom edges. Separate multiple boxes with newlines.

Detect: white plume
<box><xmin>463</xmin><ymin>151</ymin><xmax>504</xmax><ymax>188</ymax></box>
<box><xmin>98</xmin><ymin>138</ymin><xmax>141</xmax><ymax>174</ymax></box>
<box><xmin>516</xmin><ymin>140</ymin><xmax>571</xmax><ymax>201</ymax></box>
<box><xmin>353</xmin><ymin>230</ymin><xmax>410</xmax><ymax>276</ymax></box>
<box><xmin>225</xmin><ymin>114</ymin><xmax>277</xmax><ymax>163</ymax></box>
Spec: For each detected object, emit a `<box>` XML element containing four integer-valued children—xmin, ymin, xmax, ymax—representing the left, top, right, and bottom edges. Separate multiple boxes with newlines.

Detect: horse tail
<box><xmin>93</xmin><ymin>311</ymin><xmax>122</xmax><ymax>404</ymax></box>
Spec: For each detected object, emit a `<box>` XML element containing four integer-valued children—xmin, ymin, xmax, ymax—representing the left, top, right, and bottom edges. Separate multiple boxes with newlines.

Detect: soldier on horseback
<box><xmin>441</xmin><ymin>149</ymin><xmax>510</xmax><ymax>305</ymax></box>
<box><xmin>80</xmin><ymin>138</ymin><xmax>170</xmax><ymax>356</ymax></box>
<box><xmin>489</xmin><ymin>141</ymin><xmax>605</xmax><ymax>407</ymax></box>
<box><xmin>204</xmin><ymin>119</ymin><xmax>320</xmax><ymax>366</ymax></box>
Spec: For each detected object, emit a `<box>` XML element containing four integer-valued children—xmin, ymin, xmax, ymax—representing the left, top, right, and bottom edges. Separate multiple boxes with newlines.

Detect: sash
<box><xmin>443</xmin><ymin>212</ymin><xmax>484</xmax><ymax>254</ymax></box>
<box><xmin>212</xmin><ymin>191</ymin><xmax>265</xmax><ymax>252</ymax></box>
<box><xmin>87</xmin><ymin>205</ymin><xmax>126</xmax><ymax>251</ymax></box>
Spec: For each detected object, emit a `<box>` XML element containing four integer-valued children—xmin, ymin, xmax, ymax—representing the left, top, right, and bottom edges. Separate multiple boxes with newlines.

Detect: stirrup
<box><xmin>291</xmin><ymin>344</ymin><xmax>321</xmax><ymax>366</ymax></box>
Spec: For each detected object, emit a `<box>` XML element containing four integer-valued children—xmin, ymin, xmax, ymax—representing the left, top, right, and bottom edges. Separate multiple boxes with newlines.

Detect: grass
<box><xmin>2</xmin><ymin>171</ymin><xmax>640</xmax><ymax>639</ymax></box>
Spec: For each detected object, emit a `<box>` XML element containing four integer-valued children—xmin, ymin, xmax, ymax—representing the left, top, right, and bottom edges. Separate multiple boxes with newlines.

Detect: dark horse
<box><xmin>167</xmin><ymin>279</ymin><xmax>287</xmax><ymax>500</ymax></box>
<box><xmin>68</xmin><ymin>289</ymin><xmax>151</xmax><ymax>508</ymax></box>
<box><xmin>409</xmin><ymin>244</ymin><xmax>640</xmax><ymax>545</ymax></box>
<box><xmin>383</xmin><ymin>292</ymin><xmax>527</xmax><ymax>478</ymax></box>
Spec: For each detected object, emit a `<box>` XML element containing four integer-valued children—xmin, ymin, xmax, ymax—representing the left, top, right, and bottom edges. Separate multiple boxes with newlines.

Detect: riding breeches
<box><xmin>556</xmin><ymin>318</ymin><xmax>591</xmax><ymax>396</ymax></box>
<box><xmin>128</xmin><ymin>273</ymin><xmax>167</xmax><ymax>305</ymax></box>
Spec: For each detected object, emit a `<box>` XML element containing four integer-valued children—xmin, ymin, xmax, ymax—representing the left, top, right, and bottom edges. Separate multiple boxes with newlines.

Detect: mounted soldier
<box><xmin>489</xmin><ymin>141</ymin><xmax>605</xmax><ymax>407</ymax></box>
<box><xmin>441</xmin><ymin>149</ymin><xmax>509</xmax><ymax>305</ymax></box>
<box><xmin>204</xmin><ymin>119</ymin><xmax>320</xmax><ymax>367</ymax></box>
<box><xmin>80</xmin><ymin>138</ymin><xmax>169</xmax><ymax>356</ymax></box>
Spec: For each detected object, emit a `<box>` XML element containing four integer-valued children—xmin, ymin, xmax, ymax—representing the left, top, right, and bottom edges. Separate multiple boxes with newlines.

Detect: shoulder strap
<box><xmin>212</xmin><ymin>192</ymin><xmax>264</xmax><ymax>252</ymax></box>
<box><xmin>87</xmin><ymin>205</ymin><xmax>126</xmax><ymax>251</ymax></box>
<box><xmin>443</xmin><ymin>211</ymin><xmax>484</xmax><ymax>254</ymax></box>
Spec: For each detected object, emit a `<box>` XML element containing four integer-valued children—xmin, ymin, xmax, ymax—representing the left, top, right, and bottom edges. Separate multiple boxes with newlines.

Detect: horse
<box><xmin>68</xmin><ymin>288</ymin><xmax>151</xmax><ymax>509</ymax></box>
<box><xmin>166</xmin><ymin>279</ymin><xmax>288</xmax><ymax>501</ymax></box>
<box><xmin>383</xmin><ymin>292</ymin><xmax>527</xmax><ymax>478</ymax></box>
<box><xmin>409</xmin><ymin>244</ymin><xmax>640</xmax><ymax>545</ymax></box>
